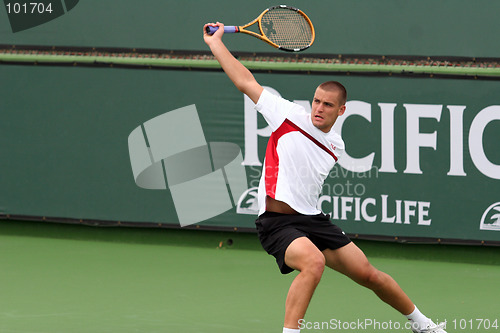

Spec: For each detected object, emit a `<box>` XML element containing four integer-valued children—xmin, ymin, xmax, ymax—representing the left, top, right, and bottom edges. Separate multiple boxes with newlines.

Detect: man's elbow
<box><xmin>234</xmin><ymin>78</ymin><xmax>253</xmax><ymax>94</ymax></box>
<box><xmin>235</xmin><ymin>82</ymin><xmax>247</xmax><ymax>94</ymax></box>
<box><xmin>236</xmin><ymin>81</ymin><xmax>263</xmax><ymax>104</ymax></box>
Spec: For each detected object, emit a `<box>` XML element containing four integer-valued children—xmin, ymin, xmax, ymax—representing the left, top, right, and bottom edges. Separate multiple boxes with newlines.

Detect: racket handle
<box><xmin>205</xmin><ymin>25</ymin><xmax>238</xmax><ymax>35</ymax></box>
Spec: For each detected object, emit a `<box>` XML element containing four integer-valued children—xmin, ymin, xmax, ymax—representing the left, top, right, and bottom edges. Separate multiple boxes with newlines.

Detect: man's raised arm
<box><xmin>203</xmin><ymin>22</ymin><xmax>263</xmax><ymax>104</ymax></box>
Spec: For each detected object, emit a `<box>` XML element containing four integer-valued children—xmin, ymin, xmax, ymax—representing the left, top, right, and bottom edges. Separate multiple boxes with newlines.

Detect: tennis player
<box><xmin>203</xmin><ymin>22</ymin><xmax>447</xmax><ymax>333</ymax></box>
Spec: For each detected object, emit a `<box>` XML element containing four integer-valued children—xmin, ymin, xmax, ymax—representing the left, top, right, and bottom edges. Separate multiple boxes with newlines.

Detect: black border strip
<box><xmin>2</xmin><ymin>44</ymin><xmax>500</xmax><ymax>63</ymax></box>
<box><xmin>1</xmin><ymin>45</ymin><xmax>500</xmax><ymax>81</ymax></box>
<box><xmin>1</xmin><ymin>57</ymin><xmax>499</xmax><ymax>81</ymax></box>
<box><xmin>2</xmin><ymin>214</ymin><xmax>499</xmax><ymax>246</ymax></box>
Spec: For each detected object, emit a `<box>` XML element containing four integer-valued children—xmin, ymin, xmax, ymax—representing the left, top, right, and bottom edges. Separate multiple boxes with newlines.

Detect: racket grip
<box><xmin>205</xmin><ymin>25</ymin><xmax>238</xmax><ymax>35</ymax></box>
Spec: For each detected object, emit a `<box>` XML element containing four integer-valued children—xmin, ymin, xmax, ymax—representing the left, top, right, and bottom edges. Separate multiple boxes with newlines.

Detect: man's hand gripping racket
<box><xmin>204</xmin><ymin>5</ymin><xmax>315</xmax><ymax>52</ymax></box>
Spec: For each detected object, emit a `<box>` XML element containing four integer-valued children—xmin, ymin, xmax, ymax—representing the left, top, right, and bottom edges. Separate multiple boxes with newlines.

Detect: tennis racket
<box><xmin>205</xmin><ymin>5</ymin><xmax>315</xmax><ymax>52</ymax></box>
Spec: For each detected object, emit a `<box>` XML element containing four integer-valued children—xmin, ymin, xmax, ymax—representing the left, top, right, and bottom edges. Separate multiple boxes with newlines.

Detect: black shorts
<box><xmin>255</xmin><ymin>211</ymin><xmax>351</xmax><ymax>274</ymax></box>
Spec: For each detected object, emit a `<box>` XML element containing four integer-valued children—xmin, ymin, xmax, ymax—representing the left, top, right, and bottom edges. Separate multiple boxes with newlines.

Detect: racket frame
<box><xmin>240</xmin><ymin>5</ymin><xmax>315</xmax><ymax>52</ymax></box>
<box><xmin>208</xmin><ymin>5</ymin><xmax>315</xmax><ymax>52</ymax></box>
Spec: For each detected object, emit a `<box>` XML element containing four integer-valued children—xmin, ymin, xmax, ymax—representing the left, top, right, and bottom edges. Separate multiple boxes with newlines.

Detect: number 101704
<box><xmin>6</xmin><ymin>2</ymin><xmax>54</xmax><ymax>14</ymax></box>
<box><xmin>452</xmin><ymin>319</ymin><xmax>499</xmax><ymax>330</ymax></box>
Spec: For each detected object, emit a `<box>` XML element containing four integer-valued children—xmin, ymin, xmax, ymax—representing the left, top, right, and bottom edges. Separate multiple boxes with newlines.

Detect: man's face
<box><xmin>310</xmin><ymin>87</ymin><xmax>346</xmax><ymax>133</ymax></box>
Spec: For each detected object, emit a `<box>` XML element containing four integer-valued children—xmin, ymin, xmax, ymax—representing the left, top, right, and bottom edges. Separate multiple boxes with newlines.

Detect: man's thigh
<box><xmin>322</xmin><ymin>242</ymin><xmax>374</xmax><ymax>281</ymax></box>
<box><xmin>284</xmin><ymin>236</ymin><xmax>325</xmax><ymax>271</ymax></box>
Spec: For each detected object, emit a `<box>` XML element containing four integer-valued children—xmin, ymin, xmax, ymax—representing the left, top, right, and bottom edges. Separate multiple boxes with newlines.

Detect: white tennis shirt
<box><xmin>255</xmin><ymin>89</ymin><xmax>345</xmax><ymax>216</ymax></box>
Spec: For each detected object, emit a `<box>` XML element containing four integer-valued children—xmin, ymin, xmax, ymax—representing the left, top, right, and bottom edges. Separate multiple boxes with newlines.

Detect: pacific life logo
<box><xmin>236</xmin><ymin>187</ymin><xmax>259</xmax><ymax>215</ymax></box>
<box><xmin>480</xmin><ymin>202</ymin><xmax>500</xmax><ymax>231</ymax></box>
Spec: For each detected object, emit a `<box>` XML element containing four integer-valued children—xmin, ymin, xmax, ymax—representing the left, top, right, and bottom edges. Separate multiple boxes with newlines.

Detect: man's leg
<box><xmin>322</xmin><ymin>242</ymin><xmax>414</xmax><ymax>315</ymax></box>
<box><xmin>322</xmin><ymin>242</ymin><xmax>447</xmax><ymax>332</ymax></box>
<box><xmin>282</xmin><ymin>237</ymin><xmax>326</xmax><ymax>329</ymax></box>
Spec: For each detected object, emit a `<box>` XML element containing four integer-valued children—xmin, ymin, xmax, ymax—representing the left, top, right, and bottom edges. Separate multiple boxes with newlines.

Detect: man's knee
<box><xmin>285</xmin><ymin>237</ymin><xmax>326</xmax><ymax>280</ymax></box>
<box><xmin>303</xmin><ymin>253</ymin><xmax>326</xmax><ymax>282</ymax></box>
<box><xmin>358</xmin><ymin>266</ymin><xmax>385</xmax><ymax>289</ymax></box>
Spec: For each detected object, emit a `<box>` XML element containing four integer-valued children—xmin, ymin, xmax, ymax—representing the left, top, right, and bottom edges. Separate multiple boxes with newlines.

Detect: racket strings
<box><xmin>261</xmin><ymin>8</ymin><xmax>313</xmax><ymax>50</ymax></box>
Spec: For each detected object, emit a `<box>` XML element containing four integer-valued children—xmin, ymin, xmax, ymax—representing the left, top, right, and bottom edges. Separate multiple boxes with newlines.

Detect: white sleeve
<box><xmin>254</xmin><ymin>89</ymin><xmax>298</xmax><ymax>131</ymax></box>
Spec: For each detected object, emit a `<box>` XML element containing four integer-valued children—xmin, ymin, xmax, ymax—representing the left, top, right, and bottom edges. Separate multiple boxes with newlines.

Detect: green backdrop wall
<box><xmin>0</xmin><ymin>65</ymin><xmax>499</xmax><ymax>242</ymax></box>
<box><xmin>1</xmin><ymin>0</ymin><xmax>500</xmax><ymax>57</ymax></box>
<box><xmin>1</xmin><ymin>0</ymin><xmax>499</xmax><ymax>243</ymax></box>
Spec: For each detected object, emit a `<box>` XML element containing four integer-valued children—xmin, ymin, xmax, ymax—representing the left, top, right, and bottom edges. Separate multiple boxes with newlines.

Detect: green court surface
<box><xmin>1</xmin><ymin>220</ymin><xmax>500</xmax><ymax>333</ymax></box>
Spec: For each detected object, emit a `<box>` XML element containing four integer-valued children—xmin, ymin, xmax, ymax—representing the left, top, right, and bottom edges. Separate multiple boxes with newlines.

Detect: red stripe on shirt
<box><xmin>264</xmin><ymin>119</ymin><xmax>338</xmax><ymax>199</ymax></box>
<box><xmin>284</xmin><ymin>119</ymin><xmax>338</xmax><ymax>162</ymax></box>
<box><xmin>264</xmin><ymin>120</ymin><xmax>296</xmax><ymax>198</ymax></box>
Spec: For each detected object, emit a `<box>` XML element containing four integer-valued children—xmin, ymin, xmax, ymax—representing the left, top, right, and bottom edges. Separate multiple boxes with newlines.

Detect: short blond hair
<box><xmin>318</xmin><ymin>81</ymin><xmax>347</xmax><ymax>105</ymax></box>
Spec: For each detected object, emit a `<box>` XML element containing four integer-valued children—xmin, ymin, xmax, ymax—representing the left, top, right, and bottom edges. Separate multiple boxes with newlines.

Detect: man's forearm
<box><xmin>203</xmin><ymin>22</ymin><xmax>263</xmax><ymax>103</ymax></box>
<box><xmin>209</xmin><ymin>40</ymin><xmax>256</xmax><ymax>93</ymax></box>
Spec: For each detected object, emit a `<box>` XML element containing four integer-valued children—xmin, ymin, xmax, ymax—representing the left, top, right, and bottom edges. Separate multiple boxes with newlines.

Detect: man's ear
<box><xmin>338</xmin><ymin>105</ymin><xmax>346</xmax><ymax>116</ymax></box>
